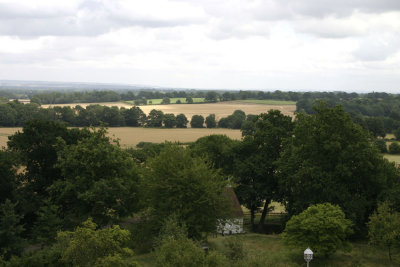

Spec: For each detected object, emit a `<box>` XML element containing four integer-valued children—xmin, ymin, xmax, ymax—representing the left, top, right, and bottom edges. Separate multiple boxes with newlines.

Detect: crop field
<box><xmin>41</xmin><ymin>101</ymin><xmax>296</xmax><ymax>121</ymax></box>
<box><xmin>139</xmin><ymin>101</ymin><xmax>296</xmax><ymax>120</ymax></box>
<box><xmin>0</xmin><ymin>127</ymin><xmax>242</xmax><ymax>148</ymax></box>
<box><xmin>126</xmin><ymin>97</ymin><xmax>205</xmax><ymax>105</ymax></box>
<box><xmin>235</xmin><ymin>99</ymin><xmax>296</xmax><ymax>105</ymax></box>
<box><xmin>41</xmin><ymin>102</ymin><xmax>134</xmax><ymax>109</ymax></box>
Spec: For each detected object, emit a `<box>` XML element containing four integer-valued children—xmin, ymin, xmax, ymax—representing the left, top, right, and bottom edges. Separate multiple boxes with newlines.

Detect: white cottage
<box><xmin>217</xmin><ymin>187</ymin><xmax>244</xmax><ymax>235</ymax></box>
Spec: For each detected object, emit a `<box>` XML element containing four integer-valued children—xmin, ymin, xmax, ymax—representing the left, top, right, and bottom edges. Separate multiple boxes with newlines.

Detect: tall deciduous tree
<box><xmin>147</xmin><ymin>109</ymin><xmax>164</xmax><ymax>127</ymax></box>
<box><xmin>205</xmin><ymin>114</ymin><xmax>217</xmax><ymax>128</ymax></box>
<box><xmin>232</xmin><ymin>110</ymin><xmax>293</xmax><ymax>230</ymax></box>
<box><xmin>277</xmin><ymin>104</ymin><xmax>399</xmax><ymax>231</ymax></box>
<box><xmin>143</xmin><ymin>144</ymin><xmax>229</xmax><ymax>239</ymax></box>
<box><xmin>49</xmin><ymin>128</ymin><xmax>140</xmax><ymax>226</ymax></box>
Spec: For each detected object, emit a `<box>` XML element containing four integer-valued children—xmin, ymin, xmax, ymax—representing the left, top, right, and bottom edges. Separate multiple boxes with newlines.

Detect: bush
<box><xmin>282</xmin><ymin>203</ymin><xmax>353</xmax><ymax>258</ymax></box>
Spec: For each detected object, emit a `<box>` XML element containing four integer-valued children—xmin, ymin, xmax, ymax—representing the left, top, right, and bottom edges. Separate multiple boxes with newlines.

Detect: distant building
<box><xmin>217</xmin><ymin>186</ymin><xmax>244</xmax><ymax>235</ymax></box>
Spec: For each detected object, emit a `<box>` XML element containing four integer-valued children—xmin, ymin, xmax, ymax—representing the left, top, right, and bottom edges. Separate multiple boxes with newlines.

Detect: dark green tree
<box><xmin>176</xmin><ymin>113</ymin><xmax>188</xmax><ymax>128</ymax></box>
<box><xmin>0</xmin><ymin>200</ymin><xmax>25</xmax><ymax>259</ymax></box>
<box><xmin>121</xmin><ymin>106</ymin><xmax>146</xmax><ymax>127</ymax></box>
<box><xmin>147</xmin><ymin>109</ymin><xmax>164</xmax><ymax>127</ymax></box>
<box><xmin>7</xmin><ymin>120</ymin><xmax>91</xmax><ymax>228</ymax></box>
<box><xmin>190</xmin><ymin>115</ymin><xmax>204</xmax><ymax>128</ymax></box>
<box><xmin>189</xmin><ymin>135</ymin><xmax>238</xmax><ymax>172</ymax></box>
<box><xmin>232</xmin><ymin>110</ymin><xmax>293</xmax><ymax>230</ymax></box>
<box><xmin>205</xmin><ymin>91</ymin><xmax>218</xmax><ymax>103</ymax></box>
<box><xmin>389</xmin><ymin>142</ymin><xmax>400</xmax><ymax>154</ymax></box>
<box><xmin>49</xmin><ymin>128</ymin><xmax>140</xmax><ymax>226</ymax></box>
<box><xmin>277</xmin><ymin>104</ymin><xmax>399</xmax><ymax>231</ymax></box>
<box><xmin>0</xmin><ymin>151</ymin><xmax>17</xmax><ymax>203</ymax></box>
<box><xmin>161</xmin><ymin>97</ymin><xmax>171</xmax><ymax>104</ymax></box>
<box><xmin>185</xmin><ymin>97</ymin><xmax>193</xmax><ymax>104</ymax></box>
<box><xmin>205</xmin><ymin>114</ymin><xmax>217</xmax><ymax>128</ymax></box>
<box><xmin>163</xmin><ymin>113</ymin><xmax>176</xmax><ymax>128</ymax></box>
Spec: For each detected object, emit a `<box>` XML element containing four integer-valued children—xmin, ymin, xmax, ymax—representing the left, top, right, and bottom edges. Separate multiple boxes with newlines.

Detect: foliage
<box><xmin>190</xmin><ymin>114</ymin><xmax>205</xmax><ymax>128</ymax></box>
<box><xmin>368</xmin><ymin>202</ymin><xmax>400</xmax><ymax>262</ymax></box>
<box><xmin>0</xmin><ymin>200</ymin><xmax>25</xmax><ymax>260</ymax></box>
<box><xmin>218</xmin><ymin>110</ymin><xmax>246</xmax><ymax>129</ymax></box>
<box><xmin>189</xmin><ymin>134</ymin><xmax>237</xmax><ymax>172</ymax></box>
<box><xmin>0</xmin><ymin>151</ymin><xmax>16</xmax><ymax>204</ymax></box>
<box><xmin>155</xmin><ymin>216</ymin><xmax>228</xmax><ymax>267</ymax></box>
<box><xmin>374</xmin><ymin>139</ymin><xmax>387</xmax><ymax>153</ymax></box>
<box><xmin>161</xmin><ymin>97</ymin><xmax>170</xmax><ymax>104</ymax></box>
<box><xmin>389</xmin><ymin>142</ymin><xmax>400</xmax><ymax>154</ymax></box>
<box><xmin>31</xmin><ymin>199</ymin><xmax>62</xmax><ymax>244</ymax></box>
<box><xmin>49</xmin><ymin>127</ymin><xmax>140</xmax><ymax>226</ymax></box>
<box><xmin>162</xmin><ymin>113</ymin><xmax>176</xmax><ymax>128</ymax></box>
<box><xmin>224</xmin><ymin>236</ymin><xmax>246</xmax><ymax>261</ymax></box>
<box><xmin>146</xmin><ymin>109</ymin><xmax>164</xmax><ymax>127</ymax></box>
<box><xmin>282</xmin><ymin>203</ymin><xmax>353</xmax><ymax>258</ymax></box>
<box><xmin>205</xmin><ymin>114</ymin><xmax>217</xmax><ymax>128</ymax></box>
<box><xmin>186</xmin><ymin>96</ymin><xmax>194</xmax><ymax>104</ymax></box>
<box><xmin>176</xmin><ymin>113</ymin><xmax>188</xmax><ymax>128</ymax></box>
<box><xmin>143</xmin><ymin>144</ymin><xmax>229</xmax><ymax>239</ymax></box>
<box><xmin>277</xmin><ymin>104</ymin><xmax>399</xmax><ymax>231</ymax></box>
<box><xmin>57</xmin><ymin>218</ymin><xmax>138</xmax><ymax>267</ymax></box>
<box><xmin>205</xmin><ymin>91</ymin><xmax>219</xmax><ymax>103</ymax></box>
<box><xmin>232</xmin><ymin>110</ymin><xmax>293</xmax><ymax>230</ymax></box>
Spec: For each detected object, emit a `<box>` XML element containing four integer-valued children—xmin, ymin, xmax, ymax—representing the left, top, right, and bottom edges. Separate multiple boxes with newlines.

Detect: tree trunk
<box><xmin>258</xmin><ymin>199</ymin><xmax>271</xmax><ymax>233</ymax></box>
<box><xmin>388</xmin><ymin>245</ymin><xmax>392</xmax><ymax>262</ymax></box>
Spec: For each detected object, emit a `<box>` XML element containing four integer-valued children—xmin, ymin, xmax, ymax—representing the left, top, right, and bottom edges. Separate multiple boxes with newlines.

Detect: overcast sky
<box><xmin>0</xmin><ymin>0</ymin><xmax>400</xmax><ymax>92</ymax></box>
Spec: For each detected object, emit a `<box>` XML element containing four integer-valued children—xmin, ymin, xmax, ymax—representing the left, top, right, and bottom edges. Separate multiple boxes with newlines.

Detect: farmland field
<box><xmin>0</xmin><ymin>127</ymin><xmax>242</xmax><ymax>148</ymax></box>
<box><xmin>126</xmin><ymin>97</ymin><xmax>205</xmax><ymax>105</ymax></box>
<box><xmin>235</xmin><ymin>99</ymin><xmax>296</xmax><ymax>105</ymax></box>
<box><xmin>41</xmin><ymin>101</ymin><xmax>296</xmax><ymax>121</ymax></box>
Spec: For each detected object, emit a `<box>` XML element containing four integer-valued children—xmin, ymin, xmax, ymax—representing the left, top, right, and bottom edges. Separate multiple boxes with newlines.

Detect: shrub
<box><xmin>368</xmin><ymin>202</ymin><xmax>400</xmax><ymax>262</ymax></box>
<box><xmin>282</xmin><ymin>203</ymin><xmax>353</xmax><ymax>258</ymax></box>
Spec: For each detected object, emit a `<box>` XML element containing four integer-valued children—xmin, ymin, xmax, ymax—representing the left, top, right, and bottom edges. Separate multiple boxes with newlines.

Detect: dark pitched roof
<box><xmin>224</xmin><ymin>186</ymin><xmax>244</xmax><ymax>218</ymax></box>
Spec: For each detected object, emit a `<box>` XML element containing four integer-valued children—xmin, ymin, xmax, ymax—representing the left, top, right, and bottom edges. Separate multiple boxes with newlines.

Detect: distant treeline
<box><xmin>296</xmin><ymin>92</ymin><xmax>400</xmax><ymax>135</ymax></box>
<box><xmin>0</xmin><ymin>100</ymin><xmax>252</xmax><ymax>129</ymax></box>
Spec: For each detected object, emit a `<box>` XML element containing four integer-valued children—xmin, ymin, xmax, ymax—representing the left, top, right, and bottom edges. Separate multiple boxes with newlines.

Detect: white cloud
<box><xmin>0</xmin><ymin>0</ymin><xmax>399</xmax><ymax>91</ymax></box>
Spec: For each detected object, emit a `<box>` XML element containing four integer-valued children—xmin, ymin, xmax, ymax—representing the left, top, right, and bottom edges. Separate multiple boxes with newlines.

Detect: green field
<box><xmin>234</xmin><ymin>99</ymin><xmax>296</xmax><ymax>105</ymax></box>
<box><xmin>126</xmin><ymin>98</ymin><xmax>205</xmax><ymax>105</ymax></box>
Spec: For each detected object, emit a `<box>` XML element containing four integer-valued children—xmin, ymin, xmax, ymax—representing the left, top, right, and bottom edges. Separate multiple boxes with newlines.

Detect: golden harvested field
<box><xmin>42</xmin><ymin>101</ymin><xmax>296</xmax><ymax>121</ymax></box>
<box><xmin>41</xmin><ymin>102</ymin><xmax>133</xmax><ymax>109</ymax></box>
<box><xmin>0</xmin><ymin>127</ymin><xmax>242</xmax><ymax>148</ymax></box>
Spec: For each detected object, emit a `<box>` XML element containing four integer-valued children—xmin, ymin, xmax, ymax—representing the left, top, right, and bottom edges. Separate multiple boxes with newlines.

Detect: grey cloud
<box><xmin>0</xmin><ymin>0</ymin><xmax>205</xmax><ymax>37</ymax></box>
<box><xmin>353</xmin><ymin>35</ymin><xmax>400</xmax><ymax>61</ymax></box>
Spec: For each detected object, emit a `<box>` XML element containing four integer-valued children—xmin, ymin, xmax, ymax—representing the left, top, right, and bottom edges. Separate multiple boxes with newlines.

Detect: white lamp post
<box><xmin>304</xmin><ymin>248</ymin><xmax>313</xmax><ymax>267</ymax></box>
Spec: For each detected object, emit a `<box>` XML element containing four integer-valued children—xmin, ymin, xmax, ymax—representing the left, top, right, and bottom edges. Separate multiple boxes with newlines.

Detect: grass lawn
<box><xmin>126</xmin><ymin>98</ymin><xmax>205</xmax><ymax>105</ymax></box>
<box><xmin>134</xmin><ymin>233</ymin><xmax>399</xmax><ymax>267</ymax></box>
<box><xmin>234</xmin><ymin>99</ymin><xmax>296</xmax><ymax>105</ymax></box>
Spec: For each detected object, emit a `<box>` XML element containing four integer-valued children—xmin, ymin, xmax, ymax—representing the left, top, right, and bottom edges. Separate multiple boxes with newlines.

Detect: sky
<box><xmin>0</xmin><ymin>0</ymin><xmax>400</xmax><ymax>92</ymax></box>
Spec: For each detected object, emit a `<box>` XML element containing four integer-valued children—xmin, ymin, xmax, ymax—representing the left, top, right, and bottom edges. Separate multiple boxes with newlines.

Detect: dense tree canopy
<box><xmin>277</xmin><ymin>104</ymin><xmax>399</xmax><ymax>231</ymax></box>
<box><xmin>143</xmin><ymin>144</ymin><xmax>229</xmax><ymax>239</ymax></box>
<box><xmin>49</xmin><ymin>128</ymin><xmax>140</xmax><ymax>225</ymax></box>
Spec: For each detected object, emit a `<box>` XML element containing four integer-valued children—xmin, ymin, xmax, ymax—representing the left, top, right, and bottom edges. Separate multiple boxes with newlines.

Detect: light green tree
<box><xmin>57</xmin><ymin>218</ymin><xmax>139</xmax><ymax>267</ymax></box>
<box><xmin>282</xmin><ymin>203</ymin><xmax>353</xmax><ymax>258</ymax></box>
<box><xmin>143</xmin><ymin>144</ymin><xmax>229</xmax><ymax>239</ymax></box>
